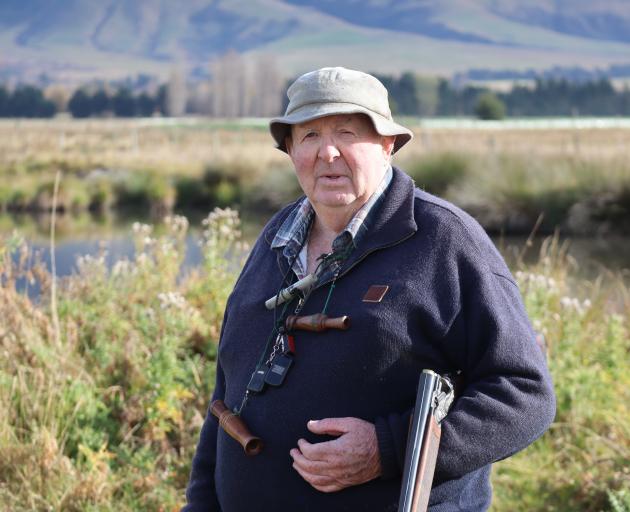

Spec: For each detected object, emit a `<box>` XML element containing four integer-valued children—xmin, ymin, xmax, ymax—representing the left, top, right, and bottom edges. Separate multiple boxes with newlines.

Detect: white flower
<box><xmin>112</xmin><ymin>260</ymin><xmax>131</xmax><ymax>276</ymax></box>
<box><xmin>158</xmin><ymin>291</ymin><xmax>188</xmax><ymax>310</ymax></box>
<box><xmin>132</xmin><ymin>222</ymin><xmax>152</xmax><ymax>236</ymax></box>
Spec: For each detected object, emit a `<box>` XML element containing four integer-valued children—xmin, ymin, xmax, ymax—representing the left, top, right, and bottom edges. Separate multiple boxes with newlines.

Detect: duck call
<box><xmin>210</xmin><ymin>400</ymin><xmax>263</xmax><ymax>456</ymax></box>
<box><xmin>285</xmin><ymin>313</ymin><xmax>350</xmax><ymax>332</ymax></box>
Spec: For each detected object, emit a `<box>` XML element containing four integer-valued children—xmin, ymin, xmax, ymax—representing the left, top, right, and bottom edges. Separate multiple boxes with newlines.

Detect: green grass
<box><xmin>1</xmin><ymin>212</ymin><xmax>628</xmax><ymax>511</ymax></box>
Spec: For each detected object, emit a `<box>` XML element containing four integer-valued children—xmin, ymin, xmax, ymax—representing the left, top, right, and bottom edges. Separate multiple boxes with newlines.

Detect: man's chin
<box><xmin>315</xmin><ymin>193</ymin><xmax>357</xmax><ymax>208</ymax></box>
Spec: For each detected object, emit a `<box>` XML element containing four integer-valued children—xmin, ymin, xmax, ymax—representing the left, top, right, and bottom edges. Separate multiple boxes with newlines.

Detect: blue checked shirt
<box><xmin>271</xmin><ymin>165</ymin><xmax>393</xmax><ymax>281</ymax></box>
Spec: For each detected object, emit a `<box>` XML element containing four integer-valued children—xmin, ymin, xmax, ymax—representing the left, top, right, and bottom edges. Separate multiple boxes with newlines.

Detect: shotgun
<box><xmin>397</xmin><ymin>370</ymin><xmax>455</xmax><ymax>512</ymax></box>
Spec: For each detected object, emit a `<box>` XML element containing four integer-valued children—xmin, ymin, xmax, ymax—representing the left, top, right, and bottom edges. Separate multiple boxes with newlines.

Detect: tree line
<box><xmin>1</xmin><ymin>72</ymin><xmax>630</xmax><ymax>119</ymax></box>
<box><xmin>67</xmin><ymin>86</ymin><xmax>168</xmax><ymax>118</ymax></box>
<box><xmin>376</xmin><ymin>73</ymin><xmax>630</xmax><ymax>118</ymax></box>
<box><xmin>0</xmin><ymin>85</ymin><xmax>57</xmax><ymax>118</ymax></box>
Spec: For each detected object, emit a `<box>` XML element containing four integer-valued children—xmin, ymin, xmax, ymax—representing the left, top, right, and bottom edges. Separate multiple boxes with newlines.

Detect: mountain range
<box><xmin>1</xmin><ymin>0</ymin><xmax>629</xmax><ymax>84</ymax></box>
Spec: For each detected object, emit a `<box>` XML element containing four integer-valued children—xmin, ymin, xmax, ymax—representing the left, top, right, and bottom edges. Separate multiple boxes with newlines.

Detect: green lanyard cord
<box><xmin>321</xmin><ymin>267</ymin><xmax>341</xmax><ymax>315</ymax></box>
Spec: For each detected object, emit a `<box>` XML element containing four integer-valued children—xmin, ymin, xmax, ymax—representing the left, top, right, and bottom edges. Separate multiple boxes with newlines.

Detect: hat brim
<box><xmin>269</xmin><ymin>102</ymin><xmax>413</xmax><ymax>154</ymax></box>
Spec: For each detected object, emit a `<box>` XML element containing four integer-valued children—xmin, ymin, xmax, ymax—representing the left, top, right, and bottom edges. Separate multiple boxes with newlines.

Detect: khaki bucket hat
<box><xmin>270</xmin><ymin>67</ymin><xmax>413</xmax><ymax>154</ymax></box>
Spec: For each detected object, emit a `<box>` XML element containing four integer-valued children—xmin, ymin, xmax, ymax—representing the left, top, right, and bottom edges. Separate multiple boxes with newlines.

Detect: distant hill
<box><xmin>1</xmin><ymin>0</ymin><xmax>629</xmax><ymax>84</ymax></box>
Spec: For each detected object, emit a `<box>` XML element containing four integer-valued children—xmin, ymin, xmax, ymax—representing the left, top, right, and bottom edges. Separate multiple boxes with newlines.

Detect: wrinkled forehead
<box><xmin>290</xmin><ymin>113</ymin><xmax>375</xmax><ymax>136</ymax></box>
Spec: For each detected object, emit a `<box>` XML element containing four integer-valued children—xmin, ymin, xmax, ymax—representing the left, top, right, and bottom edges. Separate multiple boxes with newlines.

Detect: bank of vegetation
<box><xmin>0</xmin><ymin>210</ymin><xmax>628</xmax><ymax>511</ymax></box>
<box><xmin>1</xmin><ymin>120</ymin><xmax>629</xmax><ymax>235</ymax></box>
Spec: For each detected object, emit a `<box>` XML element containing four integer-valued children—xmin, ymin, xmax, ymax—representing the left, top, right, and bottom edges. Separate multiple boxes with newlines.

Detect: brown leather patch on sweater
<box><xmin>362</xmin><ymin>285</ymin><xmax>389</xmax><ymax>303</ymax></box>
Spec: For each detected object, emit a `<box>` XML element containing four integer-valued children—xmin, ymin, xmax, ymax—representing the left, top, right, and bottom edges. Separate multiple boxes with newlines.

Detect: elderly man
<box><xmin>183</xmin><ymin>67</ymin><xmax>555</xmax><ymax>511</ymax></box>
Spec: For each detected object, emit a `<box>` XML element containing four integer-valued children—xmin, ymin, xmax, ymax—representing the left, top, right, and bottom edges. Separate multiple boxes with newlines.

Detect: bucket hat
<box><xmin>270</xmin><ymin>67</ymin><xmax>413</xmax><ymax>154</ymax></box>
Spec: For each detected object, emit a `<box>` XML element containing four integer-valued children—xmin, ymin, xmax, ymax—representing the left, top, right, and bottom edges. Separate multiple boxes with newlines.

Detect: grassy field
<box><xmin>0</xmin><ymin>209</ymin><xmax>628</xmax><ymax>511</ymax></box>
<box><xmin>1</xmin><ymin>118</ymin><xmax>629</xmax><ymax>508</ymax></box>
<box><xmin>1</xmin><ymin>118</ymin><xmax>629</xmax><ymax>234</ymax></box>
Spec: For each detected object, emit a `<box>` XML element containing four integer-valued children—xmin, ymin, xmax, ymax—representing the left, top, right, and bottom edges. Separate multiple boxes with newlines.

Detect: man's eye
<box><xmin>303</xmin><ymin>132</ymin><xmax>317</xmax><ymax>140</ymax></box>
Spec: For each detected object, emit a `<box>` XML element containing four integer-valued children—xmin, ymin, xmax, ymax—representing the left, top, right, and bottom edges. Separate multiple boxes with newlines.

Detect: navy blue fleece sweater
<box><xmin>183</xmin><ymin>167</ymin><xmax>556</xmax><ymax>512</ymax></box>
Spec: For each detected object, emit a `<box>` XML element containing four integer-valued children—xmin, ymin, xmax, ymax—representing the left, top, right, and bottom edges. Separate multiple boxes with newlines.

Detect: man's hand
<box><xmin>289</xmin><ymin>417</ymin><xmax>382</xmax><ymax>493</ymax></box>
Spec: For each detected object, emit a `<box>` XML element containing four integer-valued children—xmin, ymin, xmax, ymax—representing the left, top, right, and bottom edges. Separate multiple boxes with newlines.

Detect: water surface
<box><xmin>3</xmin><ymin>211</ymin><xmax>629</xmax><ymax>298</ymax></box>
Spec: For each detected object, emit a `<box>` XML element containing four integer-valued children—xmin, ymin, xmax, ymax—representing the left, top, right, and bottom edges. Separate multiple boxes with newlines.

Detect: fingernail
<box><xmin>308</xmin><ymin>419</ymin><xmax>318</xmax><ymax>425</ymax></box>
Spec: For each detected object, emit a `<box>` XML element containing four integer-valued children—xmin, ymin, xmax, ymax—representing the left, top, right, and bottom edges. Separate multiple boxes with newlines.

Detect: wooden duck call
<box><xmin>210</xmin><ymin>400</ymin><xmax>263</xmax><ymax>456</ymax></box>
<box><xmin>285</xmin><ymin>313</ymin><xmax>350</xmax><ymax>332</ymax></box>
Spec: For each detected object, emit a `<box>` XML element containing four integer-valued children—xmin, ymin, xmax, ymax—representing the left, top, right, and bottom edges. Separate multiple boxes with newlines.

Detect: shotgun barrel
<box><xmin>398</xmin><ymin>370</ymin><xmax>454</xmax><ymax>512</ymax></box>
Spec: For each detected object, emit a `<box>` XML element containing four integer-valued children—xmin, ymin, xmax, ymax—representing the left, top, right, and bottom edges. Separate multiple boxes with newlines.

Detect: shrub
<box><xmin>475</xmin><ymin>92</ymin><xmax>506</xmax><ymax>120</ymax></box>
<box><xmin>115</xmin><ymin>174</ymin><xmax>176</xmax><ymax>216</ymax></box>
<box><xmin>406</xmin><ymin>152</ymin><xmax>469</xmax><ymax>196</ymax></box>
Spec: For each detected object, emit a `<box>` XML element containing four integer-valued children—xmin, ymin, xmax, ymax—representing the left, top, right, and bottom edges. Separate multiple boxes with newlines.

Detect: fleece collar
<box><xmin>266</xmin><ymin>167</ymin><xmax>418</xmax><ymax>282</ymax></box>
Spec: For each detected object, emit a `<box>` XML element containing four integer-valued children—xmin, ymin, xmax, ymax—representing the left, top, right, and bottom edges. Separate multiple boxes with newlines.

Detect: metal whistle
<box><xmin>285</xmin><ymin>313</ymin><xmax>350</xmax><ymax>332</ymax></box>
<box><xmin>210</xmin><ymin>400</ymin><xmax>263</xmax><ymax>456</ymax></box>
<box><xmin>264</xmin><ymin>273</ymin><xmax>318</xmax><ymax>310</ymax></box>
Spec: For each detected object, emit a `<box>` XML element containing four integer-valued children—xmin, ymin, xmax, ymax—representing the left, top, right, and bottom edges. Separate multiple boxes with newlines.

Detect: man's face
<box><xmin>286</xmin><ymin>114</ymin><xmax>395</xmax><ymax>212</ymax></box>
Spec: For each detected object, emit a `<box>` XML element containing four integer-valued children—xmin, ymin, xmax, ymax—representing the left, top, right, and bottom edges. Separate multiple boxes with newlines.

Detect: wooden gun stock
<box><xmin>398</xmin><ymin>370</ymin><xmax>454</xmax><ymax>512</ymax></box>
<box><xmin>409</xmin><ymin>415</ymin><xmax>441</xmax><ymax>511</ymax></box>
<box><xmin>210</xmin><ymin>400</ymin><xmax>263</xmax><ymax>456</ymax></box>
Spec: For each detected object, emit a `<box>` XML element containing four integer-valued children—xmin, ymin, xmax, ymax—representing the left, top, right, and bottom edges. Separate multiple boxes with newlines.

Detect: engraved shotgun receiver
<box><xmin>398</xmin><ymin>370</ymin><xmax>455</xmax><ymax>512</ymax></box>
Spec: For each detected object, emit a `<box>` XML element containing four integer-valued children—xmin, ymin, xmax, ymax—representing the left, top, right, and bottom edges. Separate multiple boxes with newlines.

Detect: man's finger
<box><xmin>290</xmin><ymin>447</ymin><xmax>329</xmax><ymax>474</ymax></box>
<box><xmin>307</xmin><ymin>417</ymin><xmax>353</xmax><ymax>436</ymax></box>
<box><xmin>313</xmin><ymin>482</ymin><xmax>342</xmax><ymax>493</ymax></box>
<box><xmin>297</xmin><ymin>438</ymin><xmax>337</xmax><ymax>461</ymax></box>
<box><xmin>292</xmin><ymin>462</ymin><xmax>332</xmax><ymax>487</ymax></box>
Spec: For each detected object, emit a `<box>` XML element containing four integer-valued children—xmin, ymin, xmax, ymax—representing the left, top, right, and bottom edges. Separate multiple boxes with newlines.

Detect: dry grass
<box><xmin>3</xmin><ymin>119</ymin><xmax>630</xmax><ymax>176</ymax></box>
<box><xmin>0</xmin><ymin>119</ymin><xmax>285</xmax><ymax>179</ymax></box>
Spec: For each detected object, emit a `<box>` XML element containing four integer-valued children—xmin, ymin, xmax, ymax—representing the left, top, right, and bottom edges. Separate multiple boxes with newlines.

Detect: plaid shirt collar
<box><xmin>271</xmin><ymin>164</ymin><xmax>393</xmax><ymax>279</ymax></box>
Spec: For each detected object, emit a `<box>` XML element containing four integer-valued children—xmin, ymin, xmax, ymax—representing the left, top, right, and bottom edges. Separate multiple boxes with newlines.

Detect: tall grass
<box><xmin>0</xmin><ymin>210</ymin><xmax>246</xmax><ymax>511</ymax></box>
<box><xmin>1</xmin><ymin>210</ymin><xmax>628</xmax><ymax>510</ymax></box>
<box><xmin>491</xmin><ymin>236</ymin><xmax>630</xmax><ymax>510</ymax></box>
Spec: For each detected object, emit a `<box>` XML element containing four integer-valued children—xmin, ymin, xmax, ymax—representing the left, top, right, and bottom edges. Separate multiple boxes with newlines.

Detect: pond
<box><xmin>3</xmin><ymin>211</ymin><xmax>629</xmax><ymax>299</ymax></box>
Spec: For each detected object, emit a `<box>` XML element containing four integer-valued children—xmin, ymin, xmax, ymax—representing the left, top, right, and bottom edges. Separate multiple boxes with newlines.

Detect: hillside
<box><xmin>1</xmin><ymin>0</ymin><xmax>629</xmax><ymax>83</ymax></box>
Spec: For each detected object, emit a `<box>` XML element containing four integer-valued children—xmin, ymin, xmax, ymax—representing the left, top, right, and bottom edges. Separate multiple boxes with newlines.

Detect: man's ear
<box><xmin>382</xmin><ymin>136</ymin><xmax>396</xmax><ymax>159</ymax></box>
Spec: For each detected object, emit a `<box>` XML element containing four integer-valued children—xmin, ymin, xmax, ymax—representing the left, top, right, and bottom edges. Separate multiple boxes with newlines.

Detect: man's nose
<box><xmin>317</xmin><ymin>136</ymin><xmax>340</xmax><ymax>162</ymax></box>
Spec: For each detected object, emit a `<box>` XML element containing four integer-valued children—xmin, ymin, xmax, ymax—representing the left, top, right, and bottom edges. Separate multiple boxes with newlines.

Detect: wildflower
<box><xmin>76</xmin><ymin>253</ymin><xmax>108</xmax><ymax>276</ymax></box>
<box><xmin>560</xmin><ymin>296</ymin><xmax>588</xmax><ymax>315</ymax></box>
<box><xmin>158</xmin><ymin>291</ymin><xmax>187</xmax><ymax>310</ymax></box>
<box><xmin>165</xmin><ymin>215</ymin><xmax>189</xmax><ymax>235</ymax></box>
<box><xmin>112</xmin><ymin>260</ymin><xmax>131</xmax><ymax>276</ymax></box>
<box><xmin>132</xmin><ymin>222</ymin><xmax>152</xmax><ymax>237</ymax></box>
<box><xmin>136</xmin><ymin>253</ymin><xmax>150</xmax><ymax>267</ymax></box>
